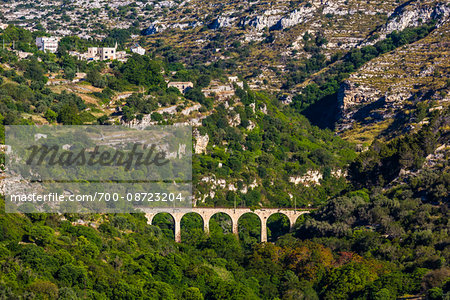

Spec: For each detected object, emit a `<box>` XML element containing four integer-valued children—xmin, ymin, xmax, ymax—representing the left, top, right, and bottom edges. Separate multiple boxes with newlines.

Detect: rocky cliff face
<box><xmin>209</xmin><ymin>16</ymin><xmax>235</xmax><ymax>29</ymax></box>
<box><xmin>271</xmin><ymin>6</ymin><xmax>316</xmax><ymax>30</ymax></box>
<box><xmin>194</xmin><ymin>130</ymin><xmax>209</xmax><ymax>154</ymax></box>
<box><xmin>365</xmin><ymin>1</ymin><xmax>450</xmax><ymax>44</ymax></box>
<box><xmin>143</xmin><ymin>22</ymin><xmax>167</xmax><ymax>35</ymax></box>
<box><xmin>244</xmin><ymin>13</ymin><xmax>281</xmax><ymax>31</ymax></box>
<box><xmin>238</xmin><ymin>5</ymin><xmax>317</xmax><ymax>31</ymax></box>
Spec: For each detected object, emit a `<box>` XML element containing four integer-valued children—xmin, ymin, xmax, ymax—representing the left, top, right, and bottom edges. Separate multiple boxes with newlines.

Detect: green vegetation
<box><xmin>0</xmin><ymin>13</ymin><xmax>448</xmax><ymax>300</ymax></box>
<box><xmin>349</xmin><ymin>109</ymin><xmax>448</xmax><ymax>189</ymax></box>
<box><xmin>195</xmin><ymin>88</ymin><xmax>356</xmax><ymax>207</ymax></box>
<box><xmin>120</xmin><ymin>54</ymin><xmax>164</xmax><ymax>87</ymax></box>
<box><xmin>0</xmin><ymin>158</ymin><xmax>448</xmax><ymax>299</ymax></box>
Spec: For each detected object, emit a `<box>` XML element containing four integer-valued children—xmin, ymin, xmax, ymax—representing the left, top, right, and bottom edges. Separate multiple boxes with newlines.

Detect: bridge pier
<box><xmin>203</xmin><ymin>215</ymin><xmax>210</xmax><ymax>234</ymax></box>
<box><xmin>260</xmin><ymin>216</ymin><xmax>267</xmax><ymax>243</ymax></box>
<box><xmin>232</xmin><ymin>217</ymin><xmax>239</xmax><ymax>237</ymax></box>
<box><xmin>174</xmin><ymin>217</ymin><xmax>181</xmax><ymax>242</ymax></box>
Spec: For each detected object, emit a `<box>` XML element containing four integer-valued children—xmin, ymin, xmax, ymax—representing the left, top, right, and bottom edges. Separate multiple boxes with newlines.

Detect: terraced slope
<box><xmin>338</xmin><ymin>22</ymin><xmax>450</xmax><ymax>145</ymax></box>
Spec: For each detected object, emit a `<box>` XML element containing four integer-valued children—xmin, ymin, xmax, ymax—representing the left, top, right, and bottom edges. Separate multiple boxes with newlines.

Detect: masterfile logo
<box><xmin>6</xmin><ymin>125</ymin><xmax>191</xmax><ymax>181</ymax></box>
<box><xmin>25</xmin><ymin>143</ymin><xmax>170</xmax><ymax>171</ymax></box>
<box><xmin>4</xmin><ymin>125</ymin><xmax>193</xmax><ymax>213</ymax></box>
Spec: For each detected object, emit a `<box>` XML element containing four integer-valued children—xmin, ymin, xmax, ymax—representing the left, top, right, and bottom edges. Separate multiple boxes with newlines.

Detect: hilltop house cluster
<box><xmin>35</xmin><ymin>36</ymin><xmax>145</xmax><ymax>62</ymax></box>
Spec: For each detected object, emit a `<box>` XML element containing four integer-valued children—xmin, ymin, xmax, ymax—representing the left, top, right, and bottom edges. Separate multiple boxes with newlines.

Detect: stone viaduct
<box><xmin>141</xmin><ymin>208</ymin><xmax>310</xmax><ymax>243</ymax></box>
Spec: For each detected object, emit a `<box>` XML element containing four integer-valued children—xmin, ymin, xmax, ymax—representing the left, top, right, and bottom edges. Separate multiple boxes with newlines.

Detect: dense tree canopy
<box><xmin>121</xmin><ymin>54</ymin><xmax>165</xmax><ymax>87</ymax></box>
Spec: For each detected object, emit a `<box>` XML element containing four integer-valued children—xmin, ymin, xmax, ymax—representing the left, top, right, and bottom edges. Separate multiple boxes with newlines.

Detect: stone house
<box><xmin>167</xmin><ymin>82</ymin><xmax>194</xmax><ymax>93</ymax></box>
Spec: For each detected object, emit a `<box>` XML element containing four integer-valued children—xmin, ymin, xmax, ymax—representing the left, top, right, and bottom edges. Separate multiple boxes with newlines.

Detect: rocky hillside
<box><xmin>338</xmin><ymin>22</ymin><xmax>449</xmax><ymax>145</ymax></box>
<box><xmin>0</xmin><ymin>0</ymin><xmax>412</xmax><ymax>83</ymax></box>
<box><xmin>139</xmin><ymin>0</ymin><xmax>412</xmax><ymax>88</ymax></box>
<box><xmin>2</xmin><ymin>0</ymin><xmax>448</xmax><ymax>92</ymax></box>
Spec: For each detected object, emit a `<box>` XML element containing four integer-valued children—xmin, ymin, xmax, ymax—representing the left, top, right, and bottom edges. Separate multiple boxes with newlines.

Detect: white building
<box><xmin>99</xmin><ymin>47</ymin><xmax>116</xmax><ymax>60</ymax></box>
<box><xmin>70</xmin><ymin>42</ymin><xmax>128</xmax><ymax>62</ymax></box>
<box><xmin>86</xmin><ymin>46</ymin><xmax>116</xmax><ymax>60</ymax></box>
<box><xmin>36</xmin><ymin>37</ymin><xmax>60</xmax><ymax>53</ymax></box>
<box><xmin>130</xmin><ymin>43</ymin><xmax>145</xmax><ymax>55</ymax></box>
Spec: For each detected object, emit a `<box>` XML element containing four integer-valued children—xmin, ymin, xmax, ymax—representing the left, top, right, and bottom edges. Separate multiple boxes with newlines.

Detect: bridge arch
<box><xmin>267</xmin><ymin>213</ymin><xmax>291</xmax><ymax>242</ymax></box>
<box><xmin>238</xmin><ymin>212</ymin><xmax>262</xmax><ymax>242</ymax></box>
<box><xmin>209</xmin><ymin>212</ymin><xmax>233</xmax><ymax>234</ymax></box>
<box><xmin>150</xmin><ymin>212</ymin><xmax>176</xmax><ymax>240</ymax></box>
<box><xmin>180</xmin><ymin>212</ymin><xmax>204</xmax><ymax>242</ymax></box>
